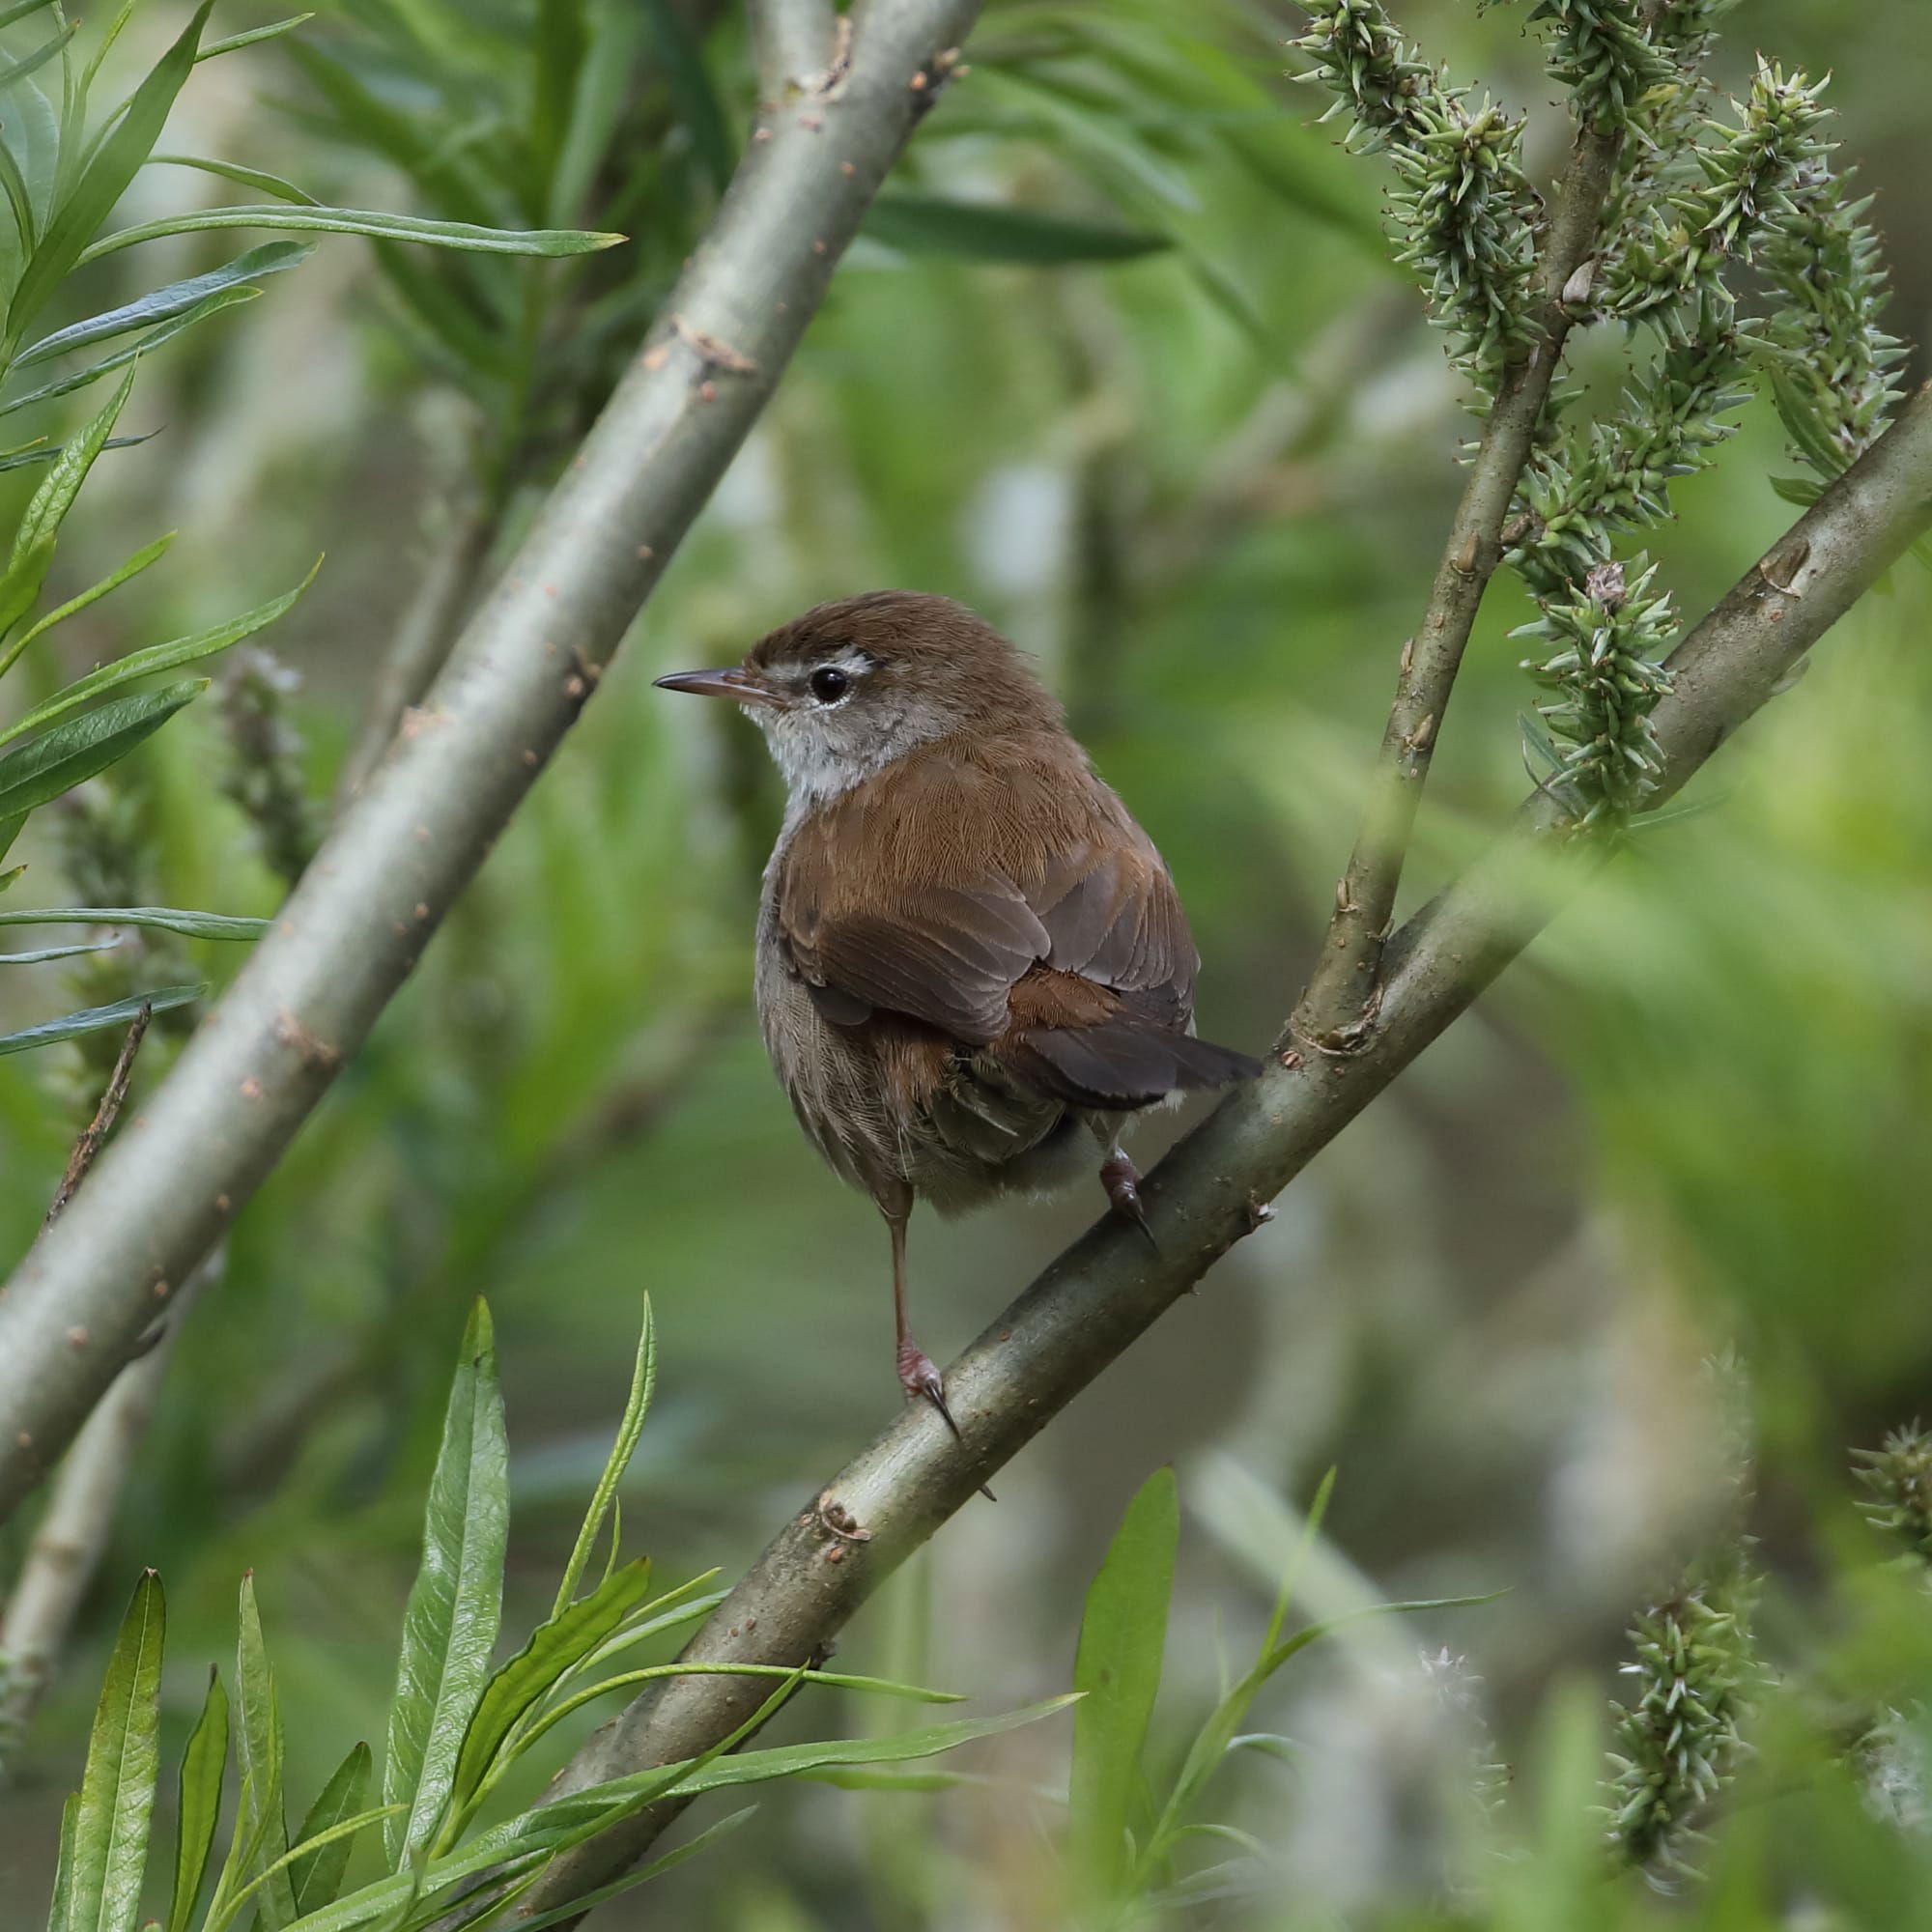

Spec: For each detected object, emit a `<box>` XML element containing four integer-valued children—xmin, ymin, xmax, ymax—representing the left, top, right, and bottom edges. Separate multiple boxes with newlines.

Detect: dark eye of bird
<box><xmin>809</xmin><ymin>666</ymin><xmax>850</xmax><ymax>703</ymax></box>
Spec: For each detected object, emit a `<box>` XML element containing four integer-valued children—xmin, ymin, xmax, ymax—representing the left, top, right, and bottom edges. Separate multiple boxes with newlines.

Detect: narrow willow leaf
<box><xmin>196</xmin><ymin>14</ymin><xmax>312</xmax><ymax>63</ymax></box>
<box><xmin>0</xmin><ymin>933</ymin><xmax>120</xmax><ymax>962</ymax></box>
<box><xmin>0</xmin><ymin>429</ymin><xmax>148</xmax><ymax>474</ymax></box>
<box><xmin>0</xmin><ymin>981</ymin><xmax>200</xmax><ymax>1055</ymax></box>
<box><xmin>640</xmin><ymin>0</ymin><xmax>731</xmax><ymax>194</ymax></box>
<box><xmin>4</xmin><ymin>286</ymin><xmax>261</xmax><ymax>419</ymax></box>
<box><xmin>209</xmin><ymin>1803</ymin><xmax>405</xmax><ymax>1932</ymax></box>
<box><xmin>0</xmin><ymin>680</ymin><xmax>204</xmax><ymax>820</ymax></box>
<box><xmin>861</xmin><ymin>192</ymin><xmax>1172</xmax><ymax>264</ymax></box>
<box><xmin>0</xmin><ymin>562</ymin><xmax>318</xmax><ymax>751</ymax></box>
<box><xmin>66</xmin><ymin>1571</ymin><xmax>166</xmax><ymax>1932</ymax></box>
<box><xmin>0</xmin><ymin>0</ymin><xmax>57</xmax><ymax>30</ymax></box>
<box><xmin>12</xmin><ymin>3</ymin><xmax>213</xmax><ymax>331</ymax></box>
<box><xmin>165</xmin><ymin>1669</ymin><xmax>228</xmax><ymax>1932</ymax></box>
<box><xmin>531</xmin><ymin>0</ymin><xmax>588</xmax><ymax>192</ymax></box>
<box><xmin>0</xmin><ymin>122</ymin><xmax>37</xmax><ymax>254</ymax></box>
<box><xmin>0</xmin><ymin>903</ymin><xmax>267</xmax><ymax>938</ymax></box>
<box><xmin>554</xmin><ymin>1294</ymin><xmax>655</xmax><ymax>1613</ymax></box>
<box><xmin>48</xmin><ymin>1791</ymin><xmax>80</xmax><ymax>1932</ymax></box>
<box><xmin>382</xmin><ymin>1300</ymin><xmax>510</xmax><ymax>1863</ymax></box>
<box><xmin>150</xmin><ymin>156</ymin><xmax>319</xmax><ymax>206</ymax></box>
<box><xmin>503</xmin><ymin>1806</ymin><xmax>756</xmax><ymax>1932</ymax></box>
<box><xmin>16</xmin><ymin>240</ymin><xmax>310</xmax><ymax>363</ymax></box>
<box><xmin>0</xmin><ymin>21</ymin><xmax>75</xmax><ymax>97</ymax></box>
<box><xmin>1071</xmin><ymin>1466</ymin><xmax>1177</xmax><ymax>1897</ymax></box>
<box><xmin>447</xmin><ymin>1560</ymin><xmax>657</xmax><ymax>1832</ymax></box>
<box><xmin>77</xmin><ymin>205</ymin><xmax>624</xmax><ymax>266</ymax></box>
<box><xmin>552</xmin><ymin>0</ymin><xmax>645</xmax><ymax>221</ymax></box>
<box><xmin>286</xmin><ymin>1747</ymin><xmax>371</xmax><ymax>1918</ymax></box>
<box><xmin>0</xmin><ymin>532</ymin><xmax>175</xmax><ymax>660</ymax></box>
<box><xmin>236</xmin><ymin>1577</ymin><xmax>296</xmax><ymax>1930</ymax></box>
<box><xmin>7</xmin><ymin>363</ymin><xmax>135</xmax><ymax>570</ymax></box>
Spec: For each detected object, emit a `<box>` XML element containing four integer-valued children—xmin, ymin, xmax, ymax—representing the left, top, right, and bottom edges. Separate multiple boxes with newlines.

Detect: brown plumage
<box><xmin>656</xmin><ymin>591</ymin><xmax>1258</xmax><ymax>1435</ymax></box>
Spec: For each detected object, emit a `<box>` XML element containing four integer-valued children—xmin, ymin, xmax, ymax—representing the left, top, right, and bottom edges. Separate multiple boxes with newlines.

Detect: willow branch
<box><xmin>1292</xmin><ymin>126</ymin><xmax>1622</xmax><ymax>1046</ymax></box>
<box><xmin>0</xmin><ymin>0</ymin><xmax>987</xmax><ymax>1525</ymax></box>
<box><xmin>511</xmin><ymin>384</ymin><xmax>1932</xmax><ymax>1921</ymax></box>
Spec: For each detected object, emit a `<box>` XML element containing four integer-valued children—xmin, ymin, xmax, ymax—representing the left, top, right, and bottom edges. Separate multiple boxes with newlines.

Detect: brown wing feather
<box><xmin>777</xmin><ymin>732</ymin><xmax>1214</xmax><ymax>1104</ymax></box>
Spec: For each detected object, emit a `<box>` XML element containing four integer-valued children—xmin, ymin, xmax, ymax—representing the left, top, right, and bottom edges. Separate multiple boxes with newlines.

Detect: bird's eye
<box><xmin>808</xmin><ymin>666</ymin><xmax>850</xmax><ymax>703</ymax></box>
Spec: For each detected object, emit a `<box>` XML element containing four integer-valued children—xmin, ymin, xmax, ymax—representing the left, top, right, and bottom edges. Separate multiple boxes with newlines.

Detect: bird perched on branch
<box><xmin>657</xmin><ymin>592</ymin><xmax>1258</xmax><ymax>1435</ymax></box>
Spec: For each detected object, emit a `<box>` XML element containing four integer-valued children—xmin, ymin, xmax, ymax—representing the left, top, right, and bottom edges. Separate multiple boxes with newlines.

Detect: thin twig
<box><xmin>336</xmin><ymin>496</ymin><xmax>497</xmax><ymax>808</ymax></box>
<box><xmin>43</xmin><ymin>1005</ymin><xmax>149</xmax><ymax>1227</ymax></box>
<box><xmin>751</xmin><ymin>0</ymin><xmax>838</xmax><ymax>99</ymax></box>
<box><xmin>0</xmin><ymin>0</ymin><xmax>990</xmax><ymax>1525</ymax></box>
<box><xmin>1292</xmin><ymin>127</ymin><xmax>1624</xmax><ymax>1050</ymax></box>
<box><xmin>504</xmin><ymin>384</ymin><xmax>1932</xmax><ymax>1925</ymax></box>
<box><xmin>0</xmin><ymin>1255</ymin><xmax>219</xmax><ymax>1754</ymax></box>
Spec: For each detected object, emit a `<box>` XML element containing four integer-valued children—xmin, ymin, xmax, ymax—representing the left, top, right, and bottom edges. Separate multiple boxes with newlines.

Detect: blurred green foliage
<box><xmin>0</xmin><ymin>0</ymin><xmax>1929</xmax><ymax>1924</ymax></box>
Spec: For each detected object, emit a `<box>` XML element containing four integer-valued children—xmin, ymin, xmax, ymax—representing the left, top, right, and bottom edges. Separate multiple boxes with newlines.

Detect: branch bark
<box><xmin>508</xmin><ymin>382</ymin><xmax>1932</xmax><ymax>1921</ymax></box>
<box><xmin>0</xmin><ymin>0</ymin><xmax>987</xmax><ymax>1524</ymax></box>
<box><xmin>1292</xmin><ymin>126</ymin><xmax>1623</xmax><ymax>1047</ymax></box>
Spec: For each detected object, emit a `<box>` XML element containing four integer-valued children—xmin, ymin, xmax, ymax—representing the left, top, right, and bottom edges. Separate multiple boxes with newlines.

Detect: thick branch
<box><xmin>0</xmin><ymin>0</ymin><xmax>986</xmax><ymax>1524</ymax></box>
<box><xmin>1293</xmin><ymin>126</ymin><xmax>1622</xmax><ymax>1046</ymax></box>
<box><xmin>515</xmin><ymin>383</ymin><xmax>1932</xmax><ymax>1919</ymax></box>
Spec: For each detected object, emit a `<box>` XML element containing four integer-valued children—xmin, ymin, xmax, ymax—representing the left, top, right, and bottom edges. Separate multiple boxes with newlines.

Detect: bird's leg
<box><xmin>1098</xmin><ymin>1141</ymin><xmax>1158</xmax><ymax>1252</ymax></box>
<box><xmin>886</xmin><ymin>1200</ymin><xmax>959</xmax><ymax>1439</ymax></box>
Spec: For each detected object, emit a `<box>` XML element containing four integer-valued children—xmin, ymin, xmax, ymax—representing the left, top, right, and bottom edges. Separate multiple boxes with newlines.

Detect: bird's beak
<box><xmin>652</xmin><ymin>667</ymin><xmax>786</xmax><ymax>709</ymax></box>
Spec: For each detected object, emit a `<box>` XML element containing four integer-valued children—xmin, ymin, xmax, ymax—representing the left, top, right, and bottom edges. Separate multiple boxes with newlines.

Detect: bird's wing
<box><xmin>775</xmin><ymin>736</ymin><xmax>1207</xmax><ymax>1094</ymax></box>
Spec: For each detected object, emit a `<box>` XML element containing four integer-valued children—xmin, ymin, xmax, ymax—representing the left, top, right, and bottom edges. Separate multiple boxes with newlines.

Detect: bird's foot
<box><xmin>896</xmin><ymin>1340</ymin><xmax>996</xmax><ymax>1501</ymax></box>
<box><xmin>896</xmin><ymin>1339</ymin><xmax>960</xmax><ymax>1438</ymax></box>
<box><xmin>1100</xmin><ymin>1151</ymin><xmax>1158</xmax><ymax>1253</ymax></box>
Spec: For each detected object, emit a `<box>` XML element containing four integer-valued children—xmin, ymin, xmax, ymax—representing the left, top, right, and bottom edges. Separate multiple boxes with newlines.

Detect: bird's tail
<box><xmin>997</xmin><ymin>1023</ymin><xmax>1261</xmax><ymax>1111</ymax></box>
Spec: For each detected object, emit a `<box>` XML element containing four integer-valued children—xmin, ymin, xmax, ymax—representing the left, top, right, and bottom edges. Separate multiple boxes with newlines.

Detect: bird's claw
<box><xmin>1100</xmin><ymin>1154</ymin><xmax>1159</xmax><ymax>1253</ymax></box>
<box><xmin>897</xmin><ymin>1341</ymin><xmax>996</xmax><ymax>1501</ymax></box>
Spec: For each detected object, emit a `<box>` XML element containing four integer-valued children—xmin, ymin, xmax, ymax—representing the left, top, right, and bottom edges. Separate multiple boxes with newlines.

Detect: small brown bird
<box><xmin>657</xmin><ymin>592</ymin><xmax>1258</xmax><ymax>1432</ymax></box>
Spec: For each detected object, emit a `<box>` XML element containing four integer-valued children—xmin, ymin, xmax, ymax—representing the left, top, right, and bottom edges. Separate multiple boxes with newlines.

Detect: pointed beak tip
<box><xmin>654</xmin><ymin>667</ymin><xmax>783</xmax><ymax>709</ymax></box>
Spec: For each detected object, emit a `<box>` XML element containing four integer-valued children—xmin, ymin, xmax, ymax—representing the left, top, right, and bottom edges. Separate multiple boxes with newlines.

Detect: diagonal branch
<box><xmin>509</xmin><ymin>382</ymin><xmax>1932</xmax><ymax>1922</ymax></box>
<box><xmin>0</xmin><ymin>0</ymin><xmax>987</xmax><ymax>1525</ymax></box>
<box><xmin>1292</xmin><ymin>126</ymin><xmax>1623</xmax><ymax>1047</ymax></box>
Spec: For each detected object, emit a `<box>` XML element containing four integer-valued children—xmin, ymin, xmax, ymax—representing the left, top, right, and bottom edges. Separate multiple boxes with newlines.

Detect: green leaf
<box><xmin>502</xmin><ymin>1807</ymin><xmax>756</xmax><ymax>1932</ymax></box>
<box><xmin>12</xmin><ymin>2</ymin><xmax>213</xmax><ymax>334</ymax></box>
<box><xmin>554</xmin><ymin>1295</ymin><xmax>655</xmax><ymax>1614</ymax></box>
<box><xmin>552</xmin><ymin>0</ymin><xmax>645</xmax><ymax>222</ymax></box>
<box><xmin>77</xmin><ymin>205</ymin><xmax>624</xmax><ymax>268</ymax></box>
<box><xmin>0</xmin><ymin>903</ymin><xmax>267</xmax><ymax>939</ymax></box>
<box><xmin>531</xmin><ymin>0</ymin><xmax>588</xmax><ymax>197</ymax></box>
<box><xmin>861</xmin><ymin>192</ymin><xmax>1172</xmax><ymax>264</ymax></box>
<box><xmin>150</xmin><ymin>156</ymin><xmax>320</xmax><ymax>206</ymax></box>
<box><xmin>196</xmin><ymin>14</ymin><xmax>312</xmax><ymax>63</ymax></box>
<box><xmin>0</xmin><ymin>0</ymin><xmax>58</xmax><ymax>31</ymax></box>
<box><xmin>0</xmin><ymin>934</ymin><xmax>120</xmax><ymax>962</ymax></box>
<box><xmin>0</xmin><ymin>680</ymin><xmax>204</xmax><ymax>820</ymax></box>
<box><xmin>445</xmin><ymin>1559</ymin><xmax>658</xmax><ymax>1836</ymax></box>
<box><xmin>0</xmin><ymin>981</ymin><xmax>201</xmax><ymax>1055</ymax></box>
<box><xmin>382</xmin><ymin>1300</ymin><xmax>509</xmax><ymax>1863</ymax></box>
<box><xmin>165</xmin><ymin>1670</ymin><xmax>228</xmax><ymax>1932</ymax></box>
<box><xmin>65</xmin><ymin>1571</ymin><xmax>166</xmax><ymax>1932</ymax></box>
<box><xmin>16</xmin><ymin>240</ymin><xmax>311</xmax><ymax>364</ymax></box>
<box><xmin>0</xmin><ymin>429</ymin><xmax>148</xmax><ymax>474</ymax></box>
<box><xmin>9</xmin><ymin>362</ymin><xmax>134</xmax><ymax>566</ymax></box>
<box><xmin>0</xmin><ymin>22</ymin><xmax>76</xmax><ymax>99</ymax></box>
<box><xmin>0</xmin><ymin>533</ymin><xmax>175</xmax><ymax>661</ymax></box>
<box><xmin>0</xmin><ymin>561</ymin><xmax>318</xmax><ymax>751</ymax></box>
<box><xmin>1070</xmin><ymin>1466</ymin><xmax>1177</xmax><ymax>1897</ymax></box>
<box><xmin>49</xmin><ymin>1792</ymin><xmax>80</xmax><ymax>1932</ymax></box>
<box><xmin>287</xmin><ymin>1746</ymin><xmax>371</xmax><ymax>1917</ymax></box>
<box><xmin>235</xmin><ymin>1577</ymin><xmax>296</xmax><ymax>1931</ymax></box>
<box><xmin>641</xmin><ymin>0</ymin><xmax>731</xmax><ymax>196</ymax></box>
